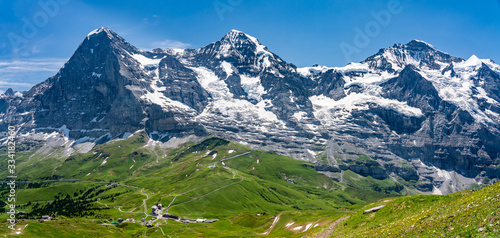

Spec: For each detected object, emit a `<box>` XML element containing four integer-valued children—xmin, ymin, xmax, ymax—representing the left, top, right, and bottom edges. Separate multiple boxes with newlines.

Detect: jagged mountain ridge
<box><xmin>1</xmin><ymin>27</ymin><xmax>500</xmax><ymax>194</ymax></box>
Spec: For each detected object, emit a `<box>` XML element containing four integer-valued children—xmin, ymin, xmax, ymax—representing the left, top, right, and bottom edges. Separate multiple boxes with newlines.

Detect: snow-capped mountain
<box><xmin>2</xmin><ymin>28</ymin><xmax>500</xmax><ymax>194</ymax></box>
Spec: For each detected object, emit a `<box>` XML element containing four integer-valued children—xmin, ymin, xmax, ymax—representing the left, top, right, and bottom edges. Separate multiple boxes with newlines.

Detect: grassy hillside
<box><xmin>0</xmin><ymin>133</ymin><xmax>398</xmax><ymax>237</ymax></box>
<box><xmin>331</xmin><ymin>181</ymin><xmax>500</xmax><ymax>237</ymax></box>
<box><xmin>3</xmin><ymin>132</ymin><xmax>494</xmax><ymax>237</ymax></box>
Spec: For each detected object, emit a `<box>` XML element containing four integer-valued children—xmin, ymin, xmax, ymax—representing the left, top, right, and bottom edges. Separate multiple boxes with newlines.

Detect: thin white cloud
<box><xmin>10</xmin><ymin>36</ymin><xmax>56</xmax><ymax>57</ymax></box>
<box><xmin>154</xmin><ymin>39</ymin><xmax>191</xmax><ymax>49</ymax></box>
<box><xmin>0</xmin><ymin>58</ymin><xmax>66</xmax><ymax>73</ymax></box>
<box><xmin>143</xmin><ymin>15</ymin><xmax>161</xmax><ymax>25</ymax></box>
<box><xmin>0</xmin><ymin>81</ymin><xmax>33</xmax><ymax>87</ymax></box>
<box><xmin>0</xmin><ymin>58</ymin><xmax>67</xmax><ymax>91</ymax></box>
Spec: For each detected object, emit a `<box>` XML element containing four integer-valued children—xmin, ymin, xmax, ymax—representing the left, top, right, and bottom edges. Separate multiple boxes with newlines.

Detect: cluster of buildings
<box><xmin>151</xmin><ymin>204</ymin><xmax>218</xmax><ymax>224</ymax></box>
<box><xmin>150</xmin><ymin>204</ymin><xmax>163</xmax><ymax>216</ymax></box>
<box><xmin>105</xmin><ymin>182</ymin><xmax>120</xmax><ymax>188</ymax></box>
<box><xmin>114</xmin><ymin>203</ymin><xmax>219</xmax><ymax>227</ymax></box>
<box><xmin>39</xmin><ymin>215</ymin><xmax>52</xmax><ymax>221</ymax></box>
<box><xmin>116</xmin><ymin>218</ymin><xmax>136</xmax><ymax>223</ymax></box>
<box><xmin>162</xmin><ymin>212</ymin><xmax>218</xmax><ymax>223</ymax></box>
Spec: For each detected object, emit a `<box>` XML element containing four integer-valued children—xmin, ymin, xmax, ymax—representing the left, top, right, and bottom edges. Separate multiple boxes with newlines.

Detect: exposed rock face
<box><xmin>1</xmin><ymin>28</ymin><xmax>207</xmax><ymax>142</ymax></box>
<box><xmin>382</xmin><ymin>65</ymin><xmax>442</xmax><ymax>113</ymax></box>
<box><xmin>1</xmin><ymin>28</ymin><xmax>500</xmax><ymax>194</ymax></box>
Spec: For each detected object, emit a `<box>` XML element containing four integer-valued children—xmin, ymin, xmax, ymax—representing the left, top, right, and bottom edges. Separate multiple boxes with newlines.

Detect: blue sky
<box><xmin>1</xmin><ymin>0</ymin><xmax>500</xmax><ymax>92</ymax></box>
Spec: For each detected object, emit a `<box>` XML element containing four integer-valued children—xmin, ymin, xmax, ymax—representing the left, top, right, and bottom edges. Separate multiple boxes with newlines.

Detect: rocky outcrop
<box><xmin>363</xmin><ymin>205</ymin><xmax>385</xmax><ymax>214</ymax></box>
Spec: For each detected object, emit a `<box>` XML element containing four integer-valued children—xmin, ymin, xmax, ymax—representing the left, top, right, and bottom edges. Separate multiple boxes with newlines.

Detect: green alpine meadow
<box><xmin>1</xmin><ymin>132</ymin><xmax>499</xmax><ymax>237</ymax></box>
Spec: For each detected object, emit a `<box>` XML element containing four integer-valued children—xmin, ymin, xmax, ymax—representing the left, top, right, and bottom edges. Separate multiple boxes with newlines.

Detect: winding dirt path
<box><xmin>220</xmin><ymin>151</ymin><xmax>251</xmax><ymax>162</ymax></box>
<box><xmin>313</xmin><ymin>216</ymin><xmax>350</xmax><ymax>238</ymax></box>
<box><xmin>140</xmin><ymin>189</ymin><xmax>150</xmax><ymax>217</ymax></box>
<box><xmin>260</xmin><ymin>214</ymin><xmax>281</xmax><ymax>235</ymax></box>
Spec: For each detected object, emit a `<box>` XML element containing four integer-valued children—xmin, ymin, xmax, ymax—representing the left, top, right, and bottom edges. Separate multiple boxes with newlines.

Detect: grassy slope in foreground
<box><xmin>332</xmin><ymin>181</ymin><xmax>500</xmax><ymax>237</ymax></box>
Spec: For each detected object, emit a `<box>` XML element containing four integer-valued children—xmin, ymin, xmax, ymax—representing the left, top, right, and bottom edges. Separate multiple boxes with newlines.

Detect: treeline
<box><xmin>0</xmin><ymin>182</ymin><xmax>50</xmax><ymax>190</ymax></box>
<box><xmin>20</xmin><ymin>185</ymin><xmax>130</xmax><ymax>219</ymax></box>
<box><xmin>22</xmin><ymin>192</ymin><xmax>101</xmax><ymax>218</ymax></box>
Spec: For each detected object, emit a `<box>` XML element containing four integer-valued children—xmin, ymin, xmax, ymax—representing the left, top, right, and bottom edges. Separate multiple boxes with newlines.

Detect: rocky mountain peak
<box><xmin>199</xmin><ymin>29</ymin><xmax>274</xmax><ymax>64</ymax></box>
<box><xmin>362</xmin><ymin>39</ymin><xmax>464</xmax><ymax>72</ymax></box>
<box><xmin>3</xmin><ymin>88</ymin><xmax>14</xmax><ymax>96</ymax></box>
<box><xmin>405</xmin><ymin>39</ymin><xmax>437</xmax><ymax>51</ymax></box>
<box><xmin>87</xmin><ymin>27</ymin><xmax>119</xmax><ymax>39</ymax></box>
<box><xmin>219</xmin><ymin>29</ymin><xmax>270</xmax><ymax>53</ymax></box>
<box><xmin>222</xmin><ymin>29</ymin><xmax>261</xmax><ymax>45</ymax></box>
<box><xmin>82</xmin><ymin>27</ymin><xmax>138</xmax><ymax>55</ymax></box>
